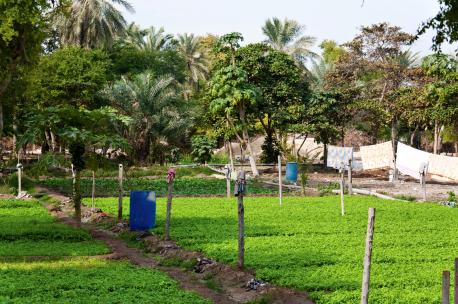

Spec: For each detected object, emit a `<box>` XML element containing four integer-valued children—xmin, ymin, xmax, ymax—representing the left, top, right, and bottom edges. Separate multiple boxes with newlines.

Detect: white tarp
<box><xmin>428</xmin><ymin>153</ymin><xmax>458</xmax><ymax>181</ymax></box>
<box><xmin>396</xmin><ymin>142</ymin><xmax>430</xmax><ymax>180</ymax></box>
<box><xmin>360</xmin><ymin>141</ymin><xmax>393</xmax><ymax>170</ymax></box>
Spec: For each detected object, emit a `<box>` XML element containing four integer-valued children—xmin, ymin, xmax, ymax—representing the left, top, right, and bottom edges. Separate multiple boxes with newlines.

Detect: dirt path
<box><xmin>40</xmin><ymin>189</ymin><xmax>314</xmax><ymax>304</ymax></box>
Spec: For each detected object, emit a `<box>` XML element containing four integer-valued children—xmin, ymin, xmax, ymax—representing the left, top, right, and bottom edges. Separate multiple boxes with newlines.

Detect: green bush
<box><xmin>191</xmin><ymin>135</ymin><xmax>216</xmax><ymax>164</ymax></box>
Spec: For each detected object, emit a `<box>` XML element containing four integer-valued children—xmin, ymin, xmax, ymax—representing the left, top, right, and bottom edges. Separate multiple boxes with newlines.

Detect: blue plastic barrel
<box><xmin>130</xmin><ymin>191</ymin><xmax>156</xmax><ymax>231</ymax></box>
<box><xmin>285</xmin><ymin>162</ymin><xmax>298</xmax><ymax>182</ymax></box>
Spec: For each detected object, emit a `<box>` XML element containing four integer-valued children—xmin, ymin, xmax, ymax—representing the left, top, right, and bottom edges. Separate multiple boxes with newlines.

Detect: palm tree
<box><xmin>57</xmin><ymin>0</ymin><xmax>134</xmax><ymax>49</ymax></box>
<box><xmin>101</xmin><ymin>73</ymin><xmax>189</xmax><ymax>163</ymax></box>
<box><xmin>262</xmin><ymin>17</ymin><xmax>318</xmax><ymax>68</ymax></box>
<box><xmin>309</xmin><ymin>58</ymin><xmax>334</xmax><ymax>89</ymax></box>
<box><xmin>124</xmin><ymin>24</ymin><xmax>174</xmax><ymax>51</ymax></box>
<box><xmin>176</xmin><ymin>33</ymin><xmax>209</xmax><ymax>92</ymax></box>
<box><xmin>144</xmin><ymin>26</ymin><xmax>174</xmax><ymax>51</ymax></box>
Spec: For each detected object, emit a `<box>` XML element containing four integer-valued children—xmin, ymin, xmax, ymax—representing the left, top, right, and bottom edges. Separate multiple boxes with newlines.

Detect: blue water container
<box><xmin>285</xmin><ymin>162</ymin><xmax>298</xmax><ymax>182</ymax></box>
<box><xmin>130</xmin><ymin>191</ymin><xmax>156</xmax><ymax>231</ymax></box>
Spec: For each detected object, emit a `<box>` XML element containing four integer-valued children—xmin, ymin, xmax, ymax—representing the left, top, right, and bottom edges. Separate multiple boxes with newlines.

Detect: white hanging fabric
<box><xmin>428</xmin><ymin>153</ymin><xmax>458</xmax><ymax>181</ymax></box>
<box><xmin>359</xmin><ymin>141</ymin><xmax>393</xmax><ymax>170</ymax></box>
<box><xmin>396</xmin><ymin>142</ymin><xmax>430</xmax><ymax>180</ymax></box>
<box><xmin>327</xmin><ymin>145</ymin><xmax>353</xmax><ymax>169</ymax></box>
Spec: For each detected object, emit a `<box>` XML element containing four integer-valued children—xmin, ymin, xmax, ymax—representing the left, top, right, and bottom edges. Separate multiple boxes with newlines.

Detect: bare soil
<box><xmin>260</xmin><ymin>167</ymin><xmax>458</xmax><ymax>202</ymax></box>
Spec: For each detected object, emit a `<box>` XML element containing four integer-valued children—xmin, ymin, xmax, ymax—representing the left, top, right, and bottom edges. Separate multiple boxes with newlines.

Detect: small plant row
<box><xmin>40</xmin><ymin>177</ymin><xmax>278</xmax><ymax>197</ymax></box>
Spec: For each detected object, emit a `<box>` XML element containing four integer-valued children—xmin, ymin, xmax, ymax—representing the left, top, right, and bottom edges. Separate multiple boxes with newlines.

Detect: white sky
<box><xmin>122</xmin><ymin>0</ymin><xmax>457</xmax><ymax>56</ymax></box>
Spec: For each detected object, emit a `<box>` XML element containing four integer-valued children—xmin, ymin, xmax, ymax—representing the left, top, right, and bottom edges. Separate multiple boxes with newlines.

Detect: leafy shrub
<box><xmin>448</xmin><ymin>191</ymin><xmax>456</xmax><ymax>202</ymax></box>
<box><xmin>317</xmin><ymin>182</ymin><xmax>339</xmax><ymax>196</ymax></box>
<box><xmin>28</xmin><ymin>153</ymin><xmax>69</xmax><ymax>178</ymax></box>
<box><xmin>191</xmin><ymin>135</ymin><xmax>216</xmax><ymax>164</ymax></box>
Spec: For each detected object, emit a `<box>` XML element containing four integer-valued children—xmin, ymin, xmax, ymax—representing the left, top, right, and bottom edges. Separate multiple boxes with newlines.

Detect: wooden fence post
<box><xmin>443</xmin><ymin>270</ymin><xmax>450</xmax><ymax>304</ymax></box>
<box><xmin>91</xmin><ymin>170</ymin><xmax>95</xmax><ymax>208</ymax></box>
<box><xmin>361</xmin><ymin>207</ymin><xmax>376</xmax><ymax>304</ymax></box>
<box><xmin>235</xmin><ymin>170</ymin><xmax>246</xmax><ymax>269</ymax></box>
<box><xmin>164</xmin><ymin>168</ymin><xmax>176</xmax><ymax>241</ymax></box>
<box><xmin>16</xmin><ymin>163</ymin><xmax>22</xmax><ymax>195</ymax></box>
<box><xmin>348</xmin><ymin>159</ymin><xmax>353</xmax><ymax>195</ymax></box>
<box><xmin>340</xmin><ymin>163</ymin><xmax>345</xmax><ymax>216</ymax></box>
<box><xmin>454</xmin><ymin>258</ymin><xmax>458</xmax><ymax>304</ymax></box>
<box><xmin>278</xmin><ymin>155</ymin><xmax>283</xmax><ymax>207</ymax></box>
<box><xmin>118</xmin><ymin>164</ymin><xmax>123</xmax><ymax>221</ymax></box>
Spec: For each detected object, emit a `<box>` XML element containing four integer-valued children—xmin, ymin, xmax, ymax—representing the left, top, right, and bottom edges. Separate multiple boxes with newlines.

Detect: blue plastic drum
<box><xmin>130</xmin><ymin>191</ymin><xmax>156</xmax><ymax>231</ymax></box>
<box><xmin>285</xmin><ymin>162</ymin><xmax>298</xmax><ymax>183</ymax></box>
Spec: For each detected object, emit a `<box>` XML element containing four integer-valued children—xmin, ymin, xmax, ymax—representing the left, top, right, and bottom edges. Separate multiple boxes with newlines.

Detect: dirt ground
<box><xmin>257</xmin><ymin>166</ymin><xmax>458</xmax><ymax>202</ymax></box>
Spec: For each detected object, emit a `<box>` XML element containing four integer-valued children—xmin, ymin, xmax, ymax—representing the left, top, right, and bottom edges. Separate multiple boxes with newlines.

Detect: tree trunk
<box><xmin>227</xmin><ymin>141</ymin><xmax>235</xmax><ymax>171</ymax></box>
<box><xmin>243</xmin><ymin>129</ymin><xmax>259</xmax><ymax>177</ymax></box>
<box><xmin>72</xmin><ymin>168</ymin><xmax>82</xmax><ymax>227</ymax></box>
<box><xmin>239</xmin><ymin>103</ymin><xmax>259</xmax><ymax>177</ymax></box>
<box><xmin>50</xmin><ymin>131</ymin><xmax>56</xmax><ymax>152</ymax></box>
<box><xmin>433</xmin><ymin>120</ymin><xmax>442</xmax><ymax>155</ymax></box>
<box><xmin>391</xmin><ymin>117</ymin><xmax>399</xmax><ymax>181</ymax></box>
<box><xmin>454</xmin><ymin>142</ymin><xmax>458</xmax><ymax>157</ymax></box>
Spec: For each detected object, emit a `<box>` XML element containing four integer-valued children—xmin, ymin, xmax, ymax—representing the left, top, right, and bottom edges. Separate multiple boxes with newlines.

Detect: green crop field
<box><xmin>41</xmin><ymin>177</ymin><xmax>277</xmax><ymax>197</ymax></box>
<box><xmin>86</xmin><ymin>195</ymin><xmax>458</xmax><ymax>303</ymax></box>
<box><xmin>0</xmin><ymin>199</ymin><xmax>209</xmax><ymax>304</ymax></box>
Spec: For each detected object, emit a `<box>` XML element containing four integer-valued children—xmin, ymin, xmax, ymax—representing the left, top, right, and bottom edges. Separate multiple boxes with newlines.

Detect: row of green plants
<box><xmin>0</xmin><ymin>198</ymin><xmax>209</xmax><ymax>303</ymax></box>
<box><xmin>87</xmin><ymin>196</ymin><xmax>458</xmax><ymax>303</ymax></box>
<box><xmin>41</xmin><ymin>177</ymin><xmax>277</xmax><ymax>197</ymax></box>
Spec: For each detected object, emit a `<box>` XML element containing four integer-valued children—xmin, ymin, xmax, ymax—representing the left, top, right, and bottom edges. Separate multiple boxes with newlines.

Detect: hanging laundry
<box><xmin>327</xmin><ymin>145</ymin><xmax>353</xmax><ymax>169</ymax></box>
<box><xmin>359</xmin><ymin>141</ymin><xmax>393</xmax><ymax>170</ymax></box>
<box><xmin>428</xmin><ymin>154</ymin><xmax>458</xmax><ymax>181</ymax></box>
<box><xmin>396</xmin><ymin>142</ymin><xmax>430</xmax><ymax>180</ymax></box>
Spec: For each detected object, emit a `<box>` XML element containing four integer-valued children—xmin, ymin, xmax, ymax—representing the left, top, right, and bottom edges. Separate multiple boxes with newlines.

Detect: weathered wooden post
<box><xmin>348</xmin><ymin>159</ymin><xmax>353</xmax><ymax>195</ymax></box>
<box><xmin>454</xmin><ymin>258</ymin><xmax>458</xmax><ymax>304</ymax></box>
<box><xmin>118</xmin><ymin>164</ymin><xmax>123</xmax><ymax>221</ymax></box>
<box><xmin>278</xmin><ymin>155</ymin><xmax>283</xmax><ymax>207</ymax></box>
<box><xmin>164</xmin><ymin>168</ymin><xmax>176</xmax><ymax>241</ymax></box>
<box><xmin>235</xmin><ymin>170</ymin><xmax>246</xmax><ymax>269</ymax></box>
<box><xmin>91</xmin><ymin>170</ymin><xmax>96</xmax><ymax>208</ymax></box>
<box><xmin>442</xmin><ymin>270</ymin><xmax>450</xmax><ymax>304</ymax></box>
<box><xmin>224</xmin><ymin>164</ymin><xmax>231</xmax><ymax>198</ymax></box>
<box><xmin>16</xmin><ymin>163</ymin><xmax>22</xmax><ymax>196</ymax></box>
<box><xmin>420</xmin><ymin>162</ymin><xmax>427</xmax><ymax>202</ymax></box>
<box><xmin>339</xmin><ymin>162</ymin><xmax>345</xmax><ymax>216</ymax></box>
<box><xmin>361</xmin><ymin>207</ymin><xmax>376</xmax><ymax>304</ymax></box>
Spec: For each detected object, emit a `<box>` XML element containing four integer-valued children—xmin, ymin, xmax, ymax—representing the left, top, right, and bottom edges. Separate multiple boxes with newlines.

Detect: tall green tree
<box><xmin>262</xmin><ymin>17</ymin><xmax>317</xmax><ymax>68</ymax></box>
<box><xmin>176</xmin><ymin>33</ymin><xmax>209</xmax><ymax>93</ymax></box>
<box><xmin>56</xmin><ymin>0</ymin><xmax>134</xmax><ymax>49</ymax></box>
<box><xmin>102</xmin><ymin>73</ymin><xmax>189</xmax><ymax>164</ymax></box>
<box><xmin>235</xmin><ymin>43</ymin><xmax>309</xmax><ymax>162</ymax></box>
<box><xmin>417</xmin><ymin>0</ymin><xmax>458</xmax><ymax>50</ymax></box>
<box><xmin>0</xmin><ymin>0</ymin><xmax>60</xmax><ymax>157</ymax></box>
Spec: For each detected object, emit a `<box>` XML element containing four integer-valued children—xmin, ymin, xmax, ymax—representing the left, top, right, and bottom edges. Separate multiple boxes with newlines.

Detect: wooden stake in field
<box><xmin>454</xmin><ymin>258</ymin><xmax>458</xmax><ymax>304</ymax></box>
<box><xmin>118</xmin><ymin>164</ymin><xmax>123</xmax><ymax>221</ymax></box>
<box><xmin>16</xmin><ymin>163</ymin><xmax>22</xmax><ymax>195</ymax></box>
<box><xmin>224</xmin><ymin>164</ymin><xmax>231</xmax><ymax>198</ymax></box>
<box><xmin>91</xmin><ymin>170</ymin><xmax>96</xmax><ymax>209</ymax></box>
<box><xmin>339</xmin><ymin>162</ymin><xmax>345</xmax><ymax>216</ymax></box>
<box><xmin>164</xmin><ymin>168</ymin><xmax>176</xmax><ymax>241</ymax></box>
<box><xmin>348</xmin><ymin>159</ymin><xmax>353</xmax><ymax>196</ymax></box>
<box><xmin>235</xmin><ymin>170</ymin><xmax>246</xmax><ymax>269</ymax></box>
<box><xmin>278</xmin><ymin>155</ymin><xmax>283</xmax><ymax>207</ymax></box>
<box><xmin>442</xmin><ymin>270</ymin><xmax>450</xmax><ymax>304</ymax></box>
<box><xmin>361</xmin><ymin>207</ymin><xmax>376</xmax><ymax>304</ymax></box>
<box><xmin>420</xmin><ymin>162</ymin><xmax>427</xmax><ymax>202</ymax></box>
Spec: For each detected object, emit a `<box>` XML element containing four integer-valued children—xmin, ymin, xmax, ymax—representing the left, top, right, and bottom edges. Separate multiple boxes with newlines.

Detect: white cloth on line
<box><xmin>396</xmin><ymin>142</ymin><xmax>429</xmax><ymax>180</ymax></box>
<box><xmin>359</xmin><ymin>141</ymin><xmax>393</xmax><ymax>170</ymax></box>
<box><xmin>327</xmin><ymin>145</ymin><xmax>353</xmax><ymax>169</ymax></box>
<box><xmin>428</xmin><ymin>153</ymin><xmax>458</xmax><ymax>181</ymax></box>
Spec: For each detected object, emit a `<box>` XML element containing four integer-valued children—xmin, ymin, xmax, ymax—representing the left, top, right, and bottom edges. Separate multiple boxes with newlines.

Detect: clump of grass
<box><xmin>394</xmin><ymin>194</ymin><xmax>417</xmax><ymax>202</ymax></box>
